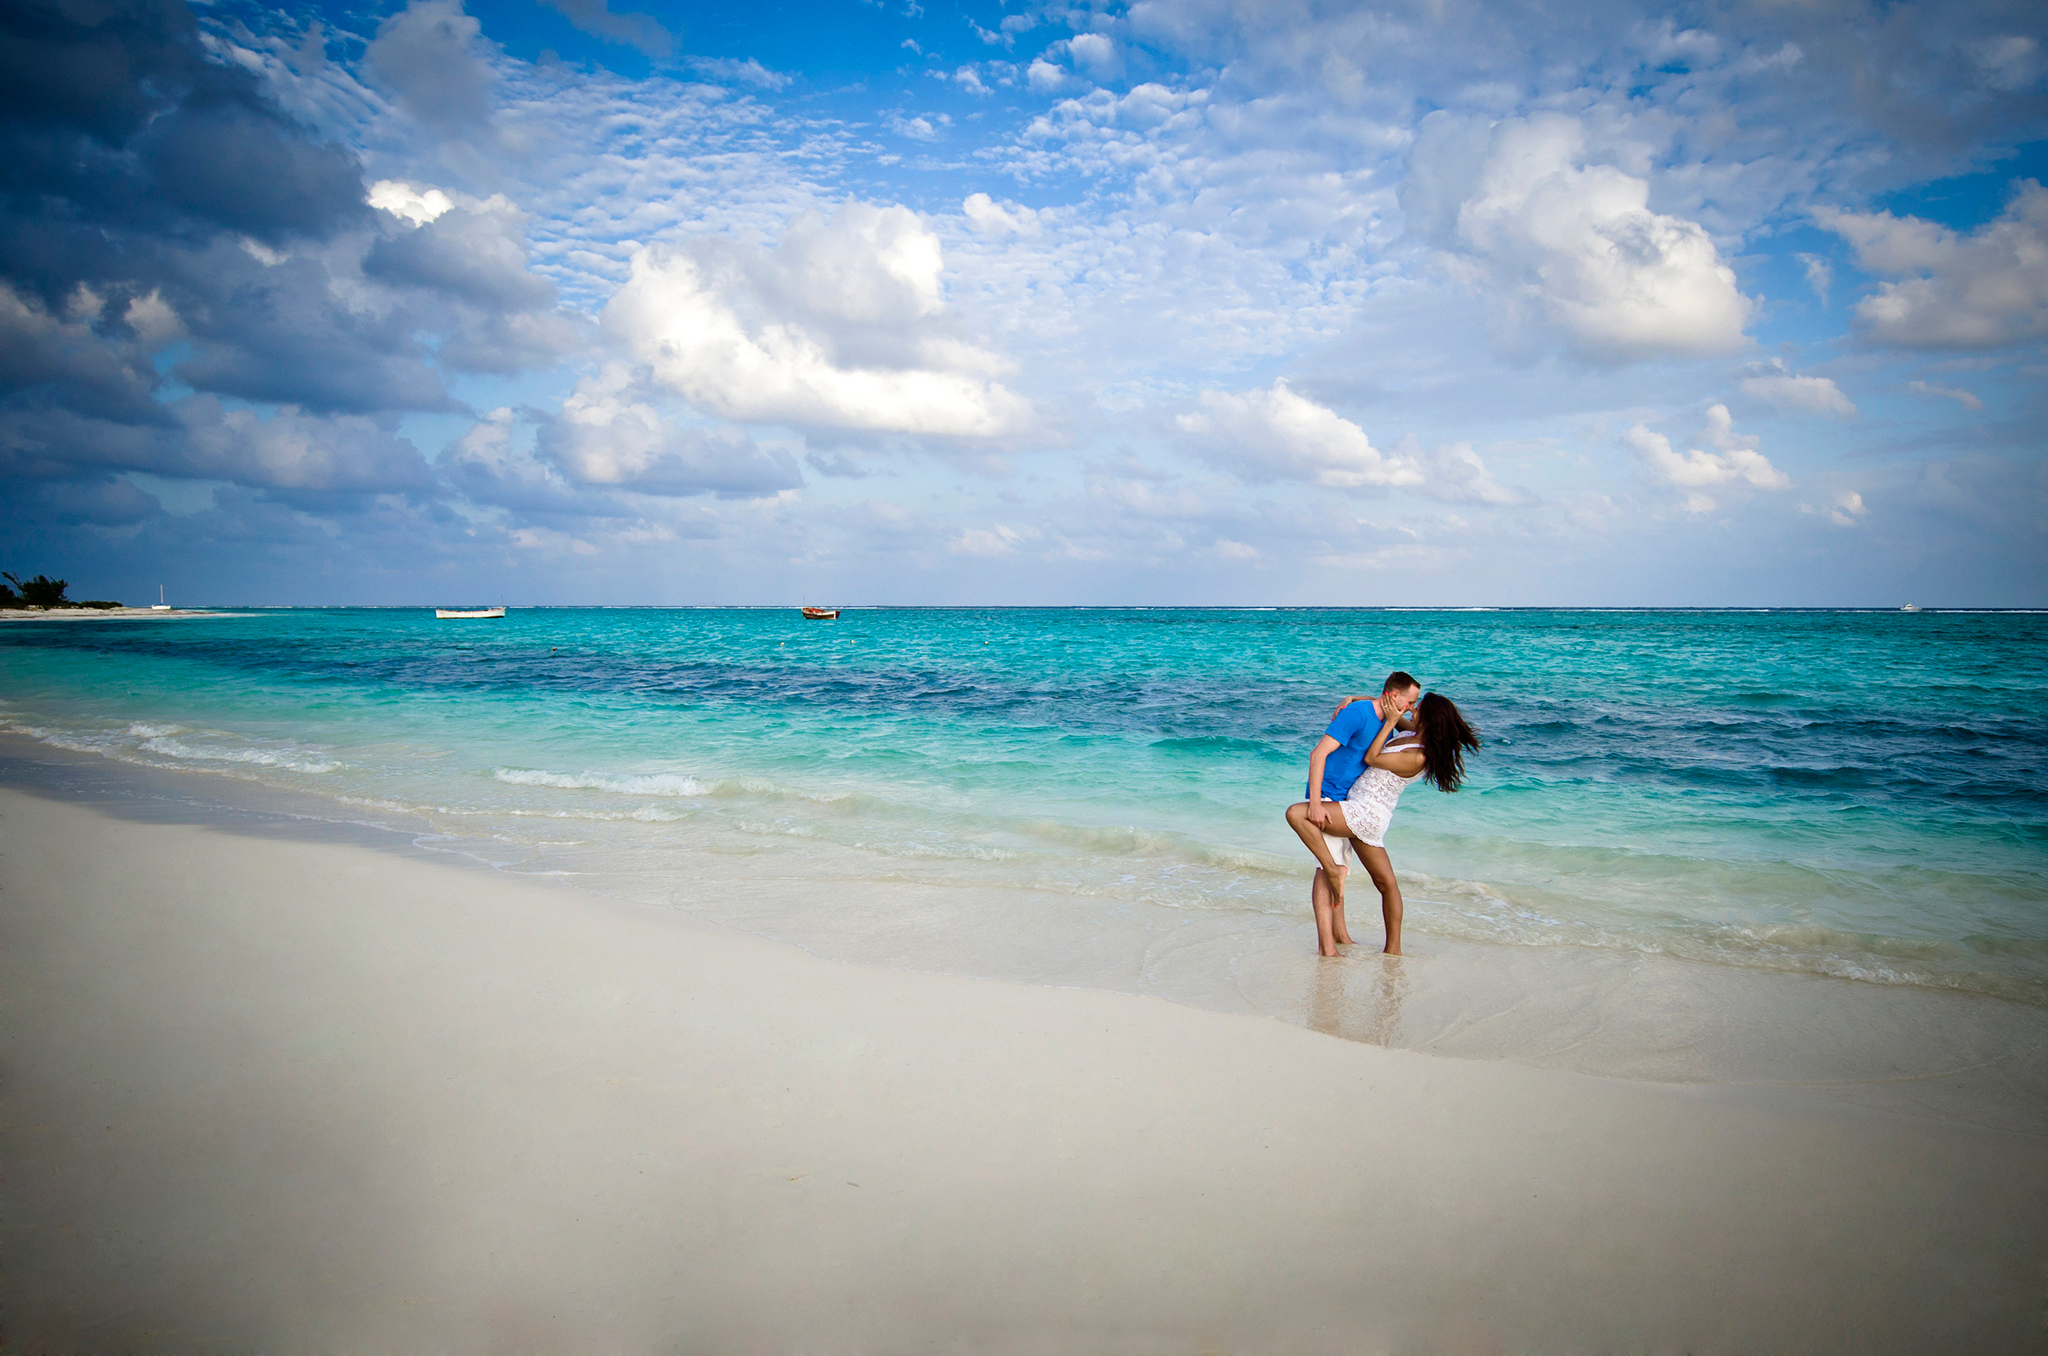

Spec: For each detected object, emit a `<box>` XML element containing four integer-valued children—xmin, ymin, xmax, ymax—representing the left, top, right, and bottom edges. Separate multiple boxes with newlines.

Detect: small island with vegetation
<box><xmin>1</xmin><ymin>572</ymin><xmax>121</xmax><ymax>611</ymax></box>
<box><xmin>1</xmin><ymin>572</ymin><xmax>201</xmax><ymax>620</ymax></box>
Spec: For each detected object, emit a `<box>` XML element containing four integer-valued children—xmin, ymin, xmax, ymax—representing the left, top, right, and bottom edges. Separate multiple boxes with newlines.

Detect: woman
<box><xmin>1284</xmin><ymin>692</ymin><xmax>1481</xmax><ymax>956</ymax></box>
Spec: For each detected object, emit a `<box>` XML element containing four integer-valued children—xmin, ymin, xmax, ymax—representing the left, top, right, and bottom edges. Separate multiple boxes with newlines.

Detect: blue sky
<box><xmin>3</xmin><ymin>0</ymin><xmax>2045</xmax><ymax>605</ymax></box>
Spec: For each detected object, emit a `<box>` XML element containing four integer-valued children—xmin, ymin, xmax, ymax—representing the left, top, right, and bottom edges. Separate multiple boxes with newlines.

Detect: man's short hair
<box><xmin>1383</xmin><ymin>670</ymin><xmax>1419</xmax><ymax>694</ymax></box>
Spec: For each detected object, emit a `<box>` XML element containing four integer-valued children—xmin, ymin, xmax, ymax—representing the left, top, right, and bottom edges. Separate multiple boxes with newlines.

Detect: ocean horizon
<box><xmin>85</xmin><ymin>603</ymin><xmax>2048</xmax><ymax>611</ymax></box>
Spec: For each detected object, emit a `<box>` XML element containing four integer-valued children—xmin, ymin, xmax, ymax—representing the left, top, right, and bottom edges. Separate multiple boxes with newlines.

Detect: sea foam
<box><xmin>495</xmin><ymin>767</ymin><xmax>711</xmax><ymax>797</ymax></box>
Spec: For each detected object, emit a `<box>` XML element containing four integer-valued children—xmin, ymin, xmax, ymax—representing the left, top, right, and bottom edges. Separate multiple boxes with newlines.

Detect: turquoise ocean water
<box><xmin>4</xmin><ymin>607</ymin><xmax>2045</xmax><ymax>1115</ymax></box>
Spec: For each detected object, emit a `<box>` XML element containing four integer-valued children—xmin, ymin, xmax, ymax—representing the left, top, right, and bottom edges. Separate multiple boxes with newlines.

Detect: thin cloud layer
<box><xmin>1739</xmin><ymin>362</ymin><xmax>1857</xmax><ymax>417</ymax></box>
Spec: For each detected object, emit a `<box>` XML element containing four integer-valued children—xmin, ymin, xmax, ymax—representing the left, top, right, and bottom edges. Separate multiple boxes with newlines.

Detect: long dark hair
<box><xmin>1414</xmin><ymin>692</ymin><xmax>1480</xmax><ymax>794</ymax></box>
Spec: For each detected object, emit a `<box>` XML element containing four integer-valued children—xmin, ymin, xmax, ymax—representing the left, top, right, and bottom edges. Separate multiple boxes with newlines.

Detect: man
<box><xmin>1293</xmin><ymin>671</ymin><xmax>1420</xmax><ymax>956</ymax></box>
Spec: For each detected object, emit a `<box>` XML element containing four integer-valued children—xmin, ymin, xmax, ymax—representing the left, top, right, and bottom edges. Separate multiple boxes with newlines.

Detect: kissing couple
<box><xmin>1284</xmin><ymin>672</ymin><xmax>1480</xmax><ymax>957</ymax></box>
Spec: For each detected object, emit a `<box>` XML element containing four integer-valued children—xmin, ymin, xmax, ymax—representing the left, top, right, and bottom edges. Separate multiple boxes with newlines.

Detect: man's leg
<box><xmin>1320</xmin><ymin>821</ymin><xmax>1356</xmax><ymax>947</ymax></box>
<box><xmin>1296</xmin><ymin>804</ymin><xmax>1356</xmax><ymax>957</ymax></box>
<box><xmin>1311</xmin><ymin>862</ymin><xmax>1354</xmax><ymax>957</ymax></box>
<box><xmin>1311</xmin><ymin>867</ymin><xmax>1339</xmax><ymax>957</ymax></box>
<box><xmin>1328</xmin><ymin>862</ymin><xmax>1354</xmax><ymax>946</ymax></box>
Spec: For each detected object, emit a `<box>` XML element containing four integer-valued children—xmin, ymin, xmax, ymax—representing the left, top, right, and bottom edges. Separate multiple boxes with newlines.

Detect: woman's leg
<box><xmin>1355</xmin><ymin>843</ymin><xmax>1404</xmax><ymax>955</ymax></box>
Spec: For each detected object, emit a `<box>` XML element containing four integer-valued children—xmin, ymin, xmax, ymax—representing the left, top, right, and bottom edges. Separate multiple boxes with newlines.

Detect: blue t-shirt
<box><xmin>1307</xmin><ymin>699</ymin><xmax>1385</xmax><ymax>801</ymax></box>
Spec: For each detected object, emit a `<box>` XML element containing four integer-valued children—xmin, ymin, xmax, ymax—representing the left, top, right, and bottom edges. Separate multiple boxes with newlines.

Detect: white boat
<box><xmin>436</xmin><ymin>606</ymin><xmax>506</xmax><ymax>619</ymax></box>
<box><xmin>1900</xmin><ymin>603</ymin><xmax>1922</xmax><ymax>612</ymax></box>
<box><xmin>151</xmin><ymin>584</ymin><xmax>171</xmax><ymax>611</ymax></box>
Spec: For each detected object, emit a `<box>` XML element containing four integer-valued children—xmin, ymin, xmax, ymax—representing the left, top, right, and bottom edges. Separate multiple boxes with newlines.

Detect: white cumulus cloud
<box><xmin>1625</xmin><ymin>404</ymin><xmax>1790</xmax><ymax>511</ymax></box>
<box><xmin>367</xmin><ymin>179</ymin><xmax>454</xmax><ymax>226</ymax></box>
<box><xmin>1406</xmin><ymin>112</ymin><xmax>1753</xmax><ymax>361</ymax></box>
<box><xmin>1802</xmin><ymin>489</ymin><xmax>1868</xmax><ymax>527</ymax></box>
<box><xmin>1176</xmin><ymin>381</ymin><xmax>1425</xmax><ymax>491</ymax></box>
<box><xmin>539</xmin><ymin>366</ymin><xmax>801</xmax><ymax>498</ymax></box>
<box><xmin>962</xmin><ymin>192</ymin><xmax>1039</xmax><ymax>236</ymax></box>
<box><xmin>888</xmin><ymin>113</ymin><xmax>940</xmax><ymax>141</ymax></box>
<box><xmin>603</xmin><ymin>202</ymin><xmax>1030</xmax><ymax>437</ymax></box>
<box><xmin>1027</xmin><ymin>58</ymin><xmax>1075</xmax><ymax>95</ymax></box>
<box><xmin>1176</xmin><ymin>384</ymin><xmax>1525</xmax><ymax>503</ymax></box>
<box><xmin>1820</xmin><ymin>182</ymin><xmax>2048</xmax><ymax>348</ymax></box>
<box><xmin>1067</xmin><ymin>33</ymin><xmax>1121</xmax><ymax>79</ymax></box>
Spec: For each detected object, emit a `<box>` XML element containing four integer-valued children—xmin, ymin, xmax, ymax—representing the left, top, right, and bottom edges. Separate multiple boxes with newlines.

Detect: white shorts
<box><xmin>1322</xmin><ymin>831</ymin><xmax>1350</xmax><ymax>869</ymax></box>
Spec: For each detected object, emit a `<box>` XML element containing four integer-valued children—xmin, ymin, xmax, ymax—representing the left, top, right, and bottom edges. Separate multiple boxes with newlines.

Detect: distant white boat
<box><xmin>152</xmin><ymin>584</ymin><xmax>171</xmax><ymax>611</ymax></box>
<box><xmin>1900</xmin><ymin>603</ymin><xmax>1922</xmax><ymax>612</ymax></box>
<box><xmin>436</xmin><ymin>607</ymin><xmax>506</xmax><ymax>619</ymax></box>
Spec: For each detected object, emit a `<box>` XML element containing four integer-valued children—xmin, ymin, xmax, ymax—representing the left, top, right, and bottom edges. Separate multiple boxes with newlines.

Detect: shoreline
<box><xmin>7</xmin><ymin>604</ymin><xmax>2042</xmax><ymax>615</ymax></box>
<box><xmin>3</xmin><ymin>730</ymin><xmax>2045</xmax><ymax>1138</ymax></box>
<box><xmin>3</xmin><ymin>778</ymin><xmax>2044</xmax><ymax>1349</ymax></box>
<box><xmin>0</xmin><ymin>606</ymin><xmax>218</xmax><ymax>621</ymax></box>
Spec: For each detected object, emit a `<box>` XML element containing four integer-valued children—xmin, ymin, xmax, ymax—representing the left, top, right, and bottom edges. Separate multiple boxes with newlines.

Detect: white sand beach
<box><xmin>2</xmin><ymin>782</ymin><xmax>2043</xmax><ymax>1353</ymax></box>
<box><xmin>0</xmin><ymin>608</ymin><xmax>216</xmax><ymax>622</ymax></box>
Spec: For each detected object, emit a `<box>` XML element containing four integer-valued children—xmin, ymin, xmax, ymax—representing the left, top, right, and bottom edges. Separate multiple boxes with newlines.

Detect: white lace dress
<box><xmin>1341</xmin><ymin>737</ymin><xmax>1424</xmax><ymax>848</ymax></box>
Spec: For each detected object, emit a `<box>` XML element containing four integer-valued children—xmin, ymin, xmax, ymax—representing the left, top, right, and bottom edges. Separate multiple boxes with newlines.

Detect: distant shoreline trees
<box><xmin>1</xmin><ymin>573</ymin><xmax>121</xmax><ymax>610</ymax></box>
